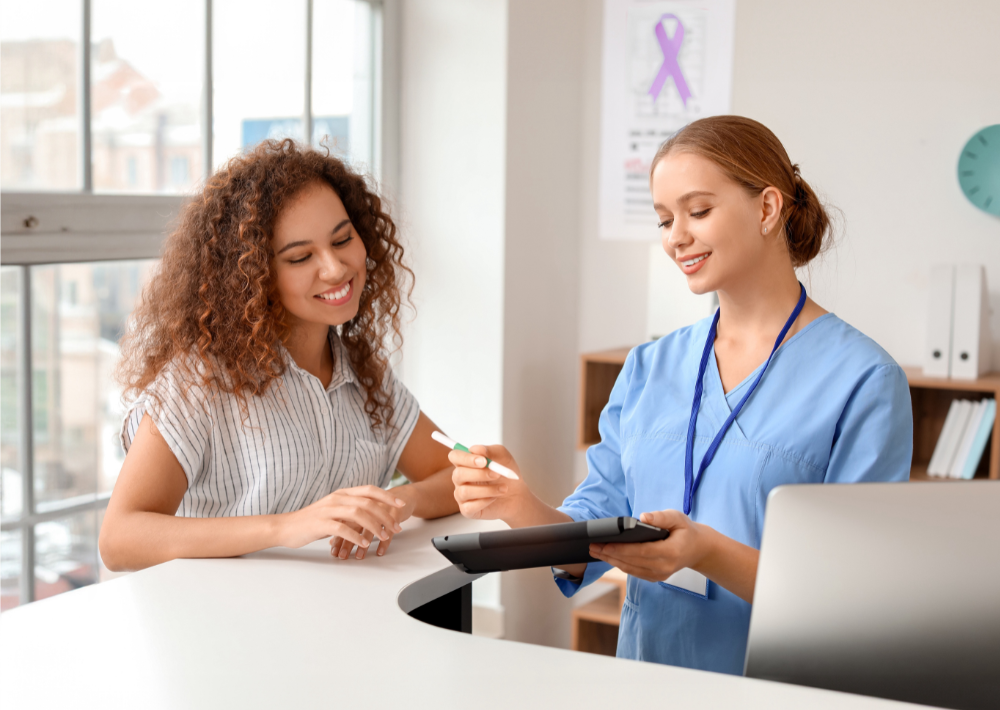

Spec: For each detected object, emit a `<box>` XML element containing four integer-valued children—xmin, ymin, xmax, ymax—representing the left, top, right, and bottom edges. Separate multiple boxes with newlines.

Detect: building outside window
<box><xmin>0</xmin><ymin>0</ymin><xmax>381</xmax><ymax>611</ymax></box>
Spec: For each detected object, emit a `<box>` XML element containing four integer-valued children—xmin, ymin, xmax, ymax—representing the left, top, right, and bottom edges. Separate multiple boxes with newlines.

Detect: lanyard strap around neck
<box><xmin>683</xmin><ymin>283</ymin><xmax>807</xmax><ymax>516</ymax></box>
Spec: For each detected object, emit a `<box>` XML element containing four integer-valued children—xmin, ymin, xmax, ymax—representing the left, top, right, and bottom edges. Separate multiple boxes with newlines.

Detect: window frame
<box><xmin>0</xmin><ymin>0</ymin><xmax>392</xmax><ymax>607</ymax></box>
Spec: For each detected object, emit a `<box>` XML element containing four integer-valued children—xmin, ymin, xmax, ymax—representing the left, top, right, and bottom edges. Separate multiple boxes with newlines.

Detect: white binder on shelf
<box><xmin>951</xmin><ymin>264</ymin><xmax>991</xmax><ymax>380</ymax></box>
<box><xmin>924</xmin><ymin>264</ymin><xmax>954</xmax><ymax>378</ymax></box>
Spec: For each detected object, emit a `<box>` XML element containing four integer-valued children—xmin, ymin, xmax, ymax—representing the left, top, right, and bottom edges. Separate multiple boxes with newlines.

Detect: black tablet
<box><xmin>432</xmin><ymin>517</ymin><xmax>668</xmax><ymax>574</ymax></box>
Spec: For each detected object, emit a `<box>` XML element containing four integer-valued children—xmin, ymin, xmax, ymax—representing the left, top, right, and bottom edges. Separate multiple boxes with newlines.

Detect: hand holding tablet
<box><xmin>433</xmin><ymin>516</ymin><xmax>669</xmax><ymax>573</ymax></box>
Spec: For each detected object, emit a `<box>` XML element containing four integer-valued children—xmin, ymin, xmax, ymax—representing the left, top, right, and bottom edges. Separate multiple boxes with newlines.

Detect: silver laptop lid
<box><xmin>745</xmin><ymin>481</ymin><xmax>1000</xmax><ymax>710</ymax></box>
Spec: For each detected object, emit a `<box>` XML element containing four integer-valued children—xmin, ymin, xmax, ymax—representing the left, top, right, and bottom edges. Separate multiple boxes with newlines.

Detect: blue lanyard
<box><xmin>683</xmin><ymin>283</ymin><xmax>807</xmax><ymax>516</ymax></box>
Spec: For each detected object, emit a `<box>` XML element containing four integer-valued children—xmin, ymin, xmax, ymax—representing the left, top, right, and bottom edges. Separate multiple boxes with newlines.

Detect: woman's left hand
<box><xmin>330</xmin><ymin>488</ymin><xmax>418</xmax><ymax>560</ymax></box>
<box><xmin>589</xmin><ymin>509</ymin><xmax>711</xmax><ymax>583</ymax></box>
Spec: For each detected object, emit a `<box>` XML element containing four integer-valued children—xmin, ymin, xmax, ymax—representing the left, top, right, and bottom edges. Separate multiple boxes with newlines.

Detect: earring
<box><xmin>764</xmin><ymin>226</ymin><xmax>768</xmax><ymax>234</ymax></box>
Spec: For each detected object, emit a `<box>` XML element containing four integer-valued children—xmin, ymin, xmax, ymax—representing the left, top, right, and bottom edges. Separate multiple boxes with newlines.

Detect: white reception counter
<box><xmin>0</xmin><ymin>514</ymin><xmax>924</xmax><ymax>709</ymax></box>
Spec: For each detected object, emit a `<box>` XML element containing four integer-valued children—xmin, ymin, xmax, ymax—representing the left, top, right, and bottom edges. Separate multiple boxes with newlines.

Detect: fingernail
<box><xmin>361</xmin><ymin>539</ymin><xmax>370</xmax><ymax>548</ymax></box>
<box><xmin>488</xmin><ymin>471</ymin><xmax>500</xmax><ymax>479</ymax></box>
<box><xmin>394</xmin><ymin>524</ymin><xmax>402</xmax><ymax>533</ymax></box>
<box><xmin>395</xmin><ymin>498</ymin><xmax>406</xmax><ymax>507</ymax></box>
<box><xmin>357</xmin><ymin>550</ymin><xmax>365</xmax><ymax>559</ymax></box>
<box><xmin>499</xmin><ymin>485</ymin><xmax>508</xmax><ymax>494</ymax></box>
<box><xmin>378</xmin><ymin>549</ymin><xmax>385</xmax><ymax>556</ymax></box>
<box><xmin>475</xmin><ymin>457</ymin><xmax>487</xmax><ymax>467</ymax></box>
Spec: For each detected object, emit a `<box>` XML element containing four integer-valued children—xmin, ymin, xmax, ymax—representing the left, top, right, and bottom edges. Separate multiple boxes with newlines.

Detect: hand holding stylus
<box><xmin>447</xmin><ymin>443</ymin><xmax>541</xmax><ymax>523</ymax></box>
<box><xmin>431</xmin><ymin>431</ymin><xmax>519</xmax><ymax>479</ymax></box>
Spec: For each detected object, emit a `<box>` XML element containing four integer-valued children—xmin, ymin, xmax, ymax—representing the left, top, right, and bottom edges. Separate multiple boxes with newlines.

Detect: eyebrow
<box><xmin>652</xmin><ymin>191</ymin><xmax>716</xmax><ymax>212</ymax></box>
<box><xmin>677</xmin><ymin>190</ymin><xmax>716</xmax><ymax>204</ymax></box>
<box><xmin>276</xmin><ymin>219</ymin><xmax>351</xmax><ymax>254</ymax></box>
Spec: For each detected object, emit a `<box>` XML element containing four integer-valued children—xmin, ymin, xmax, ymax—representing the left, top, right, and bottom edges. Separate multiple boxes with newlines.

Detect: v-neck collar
<box><xmin>707</xmin><ymin>312</ymin><xmax>834</xmax><ymax>419</ymax></box>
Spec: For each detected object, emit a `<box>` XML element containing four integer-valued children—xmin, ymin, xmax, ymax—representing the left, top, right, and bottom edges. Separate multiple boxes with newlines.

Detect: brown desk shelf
<box><xmin>578</xmin><ymin>349</ymin><xmax>1000</xmax><ymax>481</ymax></box>
<box><xmin>570</xmin><ymin>568</ymin><xmax>627</xmax><ymax>656</ymax></box>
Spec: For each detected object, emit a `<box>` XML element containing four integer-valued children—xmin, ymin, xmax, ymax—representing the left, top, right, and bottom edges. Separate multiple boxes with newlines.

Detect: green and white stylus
<box><xmin>431</xmin><ymin>431</ymin><xmax>519</xmax><ymax>480</ymax></box>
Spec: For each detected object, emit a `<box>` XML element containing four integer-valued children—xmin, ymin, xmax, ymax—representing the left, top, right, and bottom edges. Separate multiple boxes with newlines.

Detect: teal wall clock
<box><xmin>957</xmin><ymin>124</ymin><xmax>1000</xmax><ymax>217</ymax></box>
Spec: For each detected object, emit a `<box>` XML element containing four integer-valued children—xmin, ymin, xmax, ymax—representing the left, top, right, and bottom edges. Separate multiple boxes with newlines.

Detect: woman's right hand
<box><xmin>277</xmin><ymin>485</ymin><xmax>405</xmax><ymax>550</ymax></box>
<box><xmin>450</xmin><ymin>445</ymin><xmax>536</xmax><ymax>525</ymax></box>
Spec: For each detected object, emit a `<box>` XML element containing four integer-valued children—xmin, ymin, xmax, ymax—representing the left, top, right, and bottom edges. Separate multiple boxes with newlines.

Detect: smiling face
<box><xmin>651</xmin><ymin>150</ymin><xmax>784</xmax><ymax>296</ymax></box>
<box><xmin>271</xmin><ymin>181</ymin><xmax>368</xmax><ymax>332</ymax></box>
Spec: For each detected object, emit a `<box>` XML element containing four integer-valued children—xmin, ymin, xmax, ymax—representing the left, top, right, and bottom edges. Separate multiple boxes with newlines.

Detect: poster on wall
<box><xmin>599</xmin><ymin>0</ymin><xmax>735</xmax><ymax>240</ymax></box>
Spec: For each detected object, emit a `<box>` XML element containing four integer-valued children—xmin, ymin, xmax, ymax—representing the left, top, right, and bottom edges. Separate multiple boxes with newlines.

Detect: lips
<box><xmin>678</xmin><ymin>252</ymin><xmax>710</xmax><ymax>275</ymax></box>
<box><xmin>314</xmin><ymin>279</ymin><xmax>353</xmax><ymax>305</ymax></box>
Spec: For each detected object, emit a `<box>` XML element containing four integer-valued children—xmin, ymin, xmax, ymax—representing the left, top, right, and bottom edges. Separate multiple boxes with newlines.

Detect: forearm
<box><xmin>692</xmin><ymin>524</ymin><xmax>759</xmax><ymax>604</ymax></box>
<box><xmin>506</xmin><ymin>493</ymin><xmax>572</xmax><ymax>529</ymax></box>
<box><xmin>100</xmin><ymin>510</ymin><xmax>282</xmax><ymax>572</ymax></box>
<box><xmin>395</xmin><ymin>467</ymin><xmax>460</xmax><ymax>519</ymax></box>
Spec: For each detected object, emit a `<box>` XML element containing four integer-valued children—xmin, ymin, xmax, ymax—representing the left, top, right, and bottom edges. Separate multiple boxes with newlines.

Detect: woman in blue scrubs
<box><xmin>449</xmin><ymin>115</ymin><xmax>913</xmax><ymax>675</ymax></box>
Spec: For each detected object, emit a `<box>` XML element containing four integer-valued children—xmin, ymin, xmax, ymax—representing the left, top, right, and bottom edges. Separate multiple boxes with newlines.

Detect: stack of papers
<box><xmin>927</xmin><ymin>398</ymin><xmax>996</xmax><ymax>479</ymax></box>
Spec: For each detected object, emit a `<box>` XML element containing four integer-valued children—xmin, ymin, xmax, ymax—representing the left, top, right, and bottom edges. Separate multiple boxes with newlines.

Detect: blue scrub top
<box><xmin>555</xmin><ymin>313</ymin><xmax>913</xmax><ymax>675</ymax></box>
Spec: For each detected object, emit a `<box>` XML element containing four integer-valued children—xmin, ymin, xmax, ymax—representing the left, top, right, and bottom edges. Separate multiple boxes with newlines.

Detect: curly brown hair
<box><xmin>117</xmin><ymin>139</ymin><xmax>412</xmax><ymax>431</ymax></box>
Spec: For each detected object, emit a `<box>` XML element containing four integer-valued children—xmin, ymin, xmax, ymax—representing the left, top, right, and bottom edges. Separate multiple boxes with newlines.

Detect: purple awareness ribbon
<box><xmin>648</xmin><ymin>13</ymin><xmax>692</xmax><ymax>106</ymax></box>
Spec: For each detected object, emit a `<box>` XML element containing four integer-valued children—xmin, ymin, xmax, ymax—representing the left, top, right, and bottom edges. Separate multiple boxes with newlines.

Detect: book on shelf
<box><xmin>959</xmin><ymin>399</ymin><xmax>996</xmax><ymax>480</ymax></box>
<box><xmin>950</xmin><ymin>400</ymin><xmax>986</xmax><ymax>477</ymax></box>
<box><xmin>928</xmin><ymin>400</ymin><xmax>973</xmax><ymax>476</ymax></box>
<box><xmin>927</xmin><ymin>398</ymin><xmax>996</xmax><ymax>479</ymax></box>
<box><xmin>927</xmin><ymin>400</ymin><xmax>961</xmax><ymax>475</ymax></box>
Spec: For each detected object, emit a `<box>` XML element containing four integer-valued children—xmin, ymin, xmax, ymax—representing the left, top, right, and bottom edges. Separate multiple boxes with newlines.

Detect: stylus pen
<box><xmin>431</xmin><ymin>431</ymin><xmax>520</xmax><ymax>480</ymax></box>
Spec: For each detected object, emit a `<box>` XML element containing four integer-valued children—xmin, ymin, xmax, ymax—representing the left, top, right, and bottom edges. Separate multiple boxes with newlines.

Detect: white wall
<box><xmin>576</xmin><ymin>0</ymin><xmax>652</xmax><ymax>357</ymax></box>
<box><xmin>499</xmin><ymin>0</ymin><xmax>585</xmax><ymax>649</ymax></box>
<box><xmin>395</xmin><ymin>0</ymin><xmax>508</xmax><ymax>612</ymax></box>
<box><xmin>733</xmin><ymin>0</ymin><xmax>1000</xmax><ymax>369</ymax></box>
<box><xmin>396</xmin><ymin>0</ymin><xmax>507</xmax><ymax>445</ymax></box>
<box><xmin>396</xmin><ymin>0</ymin><xmax>589</xmax><ymax>649</ymax></box>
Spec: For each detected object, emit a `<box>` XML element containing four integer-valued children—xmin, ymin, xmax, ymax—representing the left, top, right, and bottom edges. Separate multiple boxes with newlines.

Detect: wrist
<box><xmin>506</xmin><ymin>490</ymin><xmax>550</xmax><ymax>529</ymax></box>
<box><xmin>690</xmin><ymin>522</ymin><xmax>720</xmax><ymax>573</ymax></box>
<box><xmin>392</xmin><ymin>483</ymin><xmax>423</xmax><ymax>518</ymax></box>
<box><xmin>269</xmin><ymin>513</ymin><xmax>291</xmax><ymax>548</ymax></box>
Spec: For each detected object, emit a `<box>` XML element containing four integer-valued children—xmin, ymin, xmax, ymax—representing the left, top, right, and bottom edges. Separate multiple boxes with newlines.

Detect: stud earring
<box><xmin>764</xmin><ymin>226</ymin><xmax>768</xmax><ymax>234</ymax></box>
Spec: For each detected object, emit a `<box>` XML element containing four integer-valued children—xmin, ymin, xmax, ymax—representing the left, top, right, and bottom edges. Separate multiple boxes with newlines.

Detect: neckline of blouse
<box><xmin>280</xmin><ymin>328</ymin><xmax>358</xmax><ymax>392</ymax></box>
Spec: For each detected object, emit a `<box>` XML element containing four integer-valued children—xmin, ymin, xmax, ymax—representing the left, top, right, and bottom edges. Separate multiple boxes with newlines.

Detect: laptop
<box><xmin>745</xmin><ymin>481</ymin><xmax>1000</xmax><ymax>710</ymax></box>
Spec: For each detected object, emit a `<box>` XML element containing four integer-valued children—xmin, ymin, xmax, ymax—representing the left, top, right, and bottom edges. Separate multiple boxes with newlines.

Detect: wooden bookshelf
<box><xmin>903</xmin><ymin>367</ymin><xmax>1000</xmax><ymax>481</ymax></box>
<box><xmin>578</xmin><ymin>349</ymin><xmax>1000</xmax><ymax>481</ymax></box>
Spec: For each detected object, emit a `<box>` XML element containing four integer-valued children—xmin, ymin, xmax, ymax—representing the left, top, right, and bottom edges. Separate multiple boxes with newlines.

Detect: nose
<box><xmin>665</xmin><ymin>218</ymin><xmax>691</xmax><ymax>251</ymax></box>
<box><xmin>316</xmin><ymin>249</ymin><xmax>348</xmax><ymax>282</ymax></box>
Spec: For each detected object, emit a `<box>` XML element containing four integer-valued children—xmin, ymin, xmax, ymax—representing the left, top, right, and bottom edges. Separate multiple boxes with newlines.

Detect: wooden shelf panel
<box><xmin>571</xmin><ymin>590</ymin><xmax>622</xmax><ymax>626</ymax></box>
<box><xmin>901</xmin><ymin>366</ymin><xmax>1000</xmax><ymax>394</ymax></box>
<box><xmin>578</xmin><ymin>352</ymin><xmax>629</xmax><ymax>449</ymax></box>
<box><xmin>570</xmin><ymin>587</ymin><xmax>624</xmax><ymax>656</ymax></box>
<box><xmin>909</xmin><ymin>463</ymin><xmax>990</xmax><ymax>482</ymax></box>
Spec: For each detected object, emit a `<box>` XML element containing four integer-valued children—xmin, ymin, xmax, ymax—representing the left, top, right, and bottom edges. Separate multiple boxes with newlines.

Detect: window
<box><xmin>0</xmin><ymin>0</ymin><xmax>384</xmax><ymax>610</ymax></box>
<box><xmin>0</xmin><ymin>0</ymin><xmax>82</xmax><ymax>191</ymax></box>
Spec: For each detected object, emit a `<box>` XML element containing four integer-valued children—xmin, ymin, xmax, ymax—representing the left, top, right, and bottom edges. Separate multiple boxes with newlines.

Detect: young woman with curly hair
<box><xmin>99</xmin><ymin>140</ymin><xmax>458</xmax><ymax>571</ymax></box>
